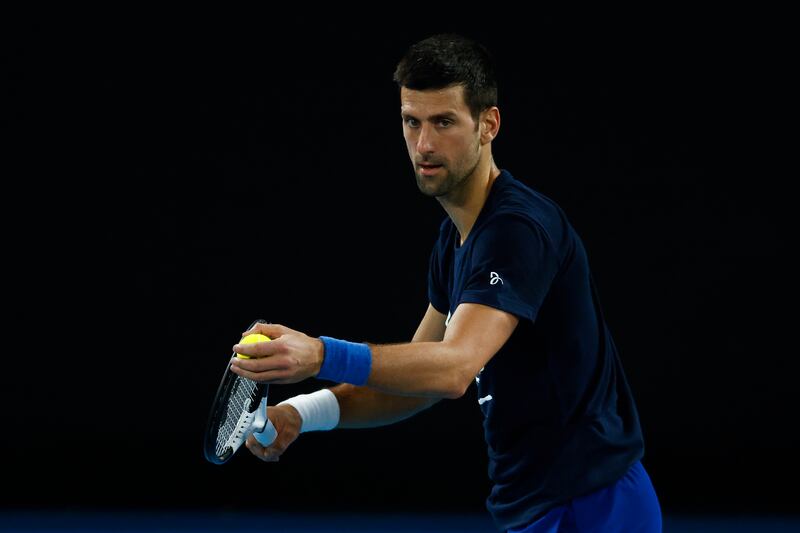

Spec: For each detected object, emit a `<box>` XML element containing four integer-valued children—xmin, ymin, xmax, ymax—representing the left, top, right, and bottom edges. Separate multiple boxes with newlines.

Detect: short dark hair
<box><xmin>393</xmin><ymin>33</ymin><xmax>497</xmax><ymax>121</ymax></box>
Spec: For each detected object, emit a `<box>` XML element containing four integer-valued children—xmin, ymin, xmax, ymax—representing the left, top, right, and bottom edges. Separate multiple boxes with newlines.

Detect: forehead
<box><xmin>400</xmin><ymin>85</ymin><xmax>470</xmax><ymax>116</ymax></box>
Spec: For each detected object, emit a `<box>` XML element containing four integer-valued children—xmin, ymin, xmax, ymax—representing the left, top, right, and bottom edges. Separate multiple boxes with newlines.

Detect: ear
<box><xmin>479</xmin><ymin>107</ymin><xmax>500</xmax><ymax>144</ymax></box>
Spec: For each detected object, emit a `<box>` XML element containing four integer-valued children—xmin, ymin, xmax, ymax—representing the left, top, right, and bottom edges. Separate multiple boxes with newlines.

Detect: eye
<box><xmin>438</xmin><ymin>119</ymin><xmax>454</xmax><ymax>128</ymax></box>
<box><xmin>404</xmin><ymin>117</ymin><xmax>420</xmax><ymax>128</ymax></box>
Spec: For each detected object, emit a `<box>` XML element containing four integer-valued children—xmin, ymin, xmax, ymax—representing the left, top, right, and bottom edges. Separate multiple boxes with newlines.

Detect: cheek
<box><xmin>404</xmin><ymin>136</ymin><xmax>416</xmax><ymax>154</ymax></box>
<box><xmin>451</xmin><ymin>138</ymin><xmax>472</xmax><ymax>159</ymax></box>
<box><xmin>464</xmin><ymin>133</ymin><xmax>481</xmax><ymax>154</ymax></box>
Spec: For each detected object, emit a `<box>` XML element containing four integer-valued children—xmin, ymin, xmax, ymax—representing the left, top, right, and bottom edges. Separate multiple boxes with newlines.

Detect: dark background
<box><xmin>3</xmin><ymin>7</ymin><xmax>793</xmax><ymax>522</ymax></box>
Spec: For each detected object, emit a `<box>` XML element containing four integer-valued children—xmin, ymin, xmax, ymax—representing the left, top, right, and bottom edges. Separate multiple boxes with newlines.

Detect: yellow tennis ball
<box><xmin>236</xmin><ymin>333</ymin><xmax>271</xmax><ymax>359</ymax></box>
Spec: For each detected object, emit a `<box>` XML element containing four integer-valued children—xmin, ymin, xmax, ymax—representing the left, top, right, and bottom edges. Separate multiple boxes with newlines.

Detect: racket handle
<box><xmin>252</xmin><ymin>396</ymin><xmax>278</xmax><ymax>446</ymax></box>
<box><xmin>254</xmin><ymin>418</ymin><xmax>277</xmax><ymax>446</ymax></box>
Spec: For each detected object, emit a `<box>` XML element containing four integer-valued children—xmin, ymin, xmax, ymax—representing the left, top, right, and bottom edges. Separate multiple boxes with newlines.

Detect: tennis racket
<box><xmin>204</xmin><ymin>319</ymin><xmax>278</xmax><ymax>464</ymax></box>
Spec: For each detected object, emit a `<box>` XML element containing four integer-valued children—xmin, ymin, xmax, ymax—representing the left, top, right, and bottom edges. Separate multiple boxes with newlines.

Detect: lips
<box><xmin>419</xmin><ymin>163</ymin><xmax>443</xmax><ymax>176</ymax></box>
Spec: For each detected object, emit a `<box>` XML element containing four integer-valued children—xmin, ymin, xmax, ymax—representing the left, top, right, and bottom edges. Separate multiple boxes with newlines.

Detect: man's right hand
<box><xmin>246</xmin><ymin>404</ymin><xmax>302</xmax><ymax>462</ymax></box>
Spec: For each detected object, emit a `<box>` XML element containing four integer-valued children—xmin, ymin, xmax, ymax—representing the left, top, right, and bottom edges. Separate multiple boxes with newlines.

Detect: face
<box><xmin>400</xmin><ymin>85</ymin><xmax>482</xmax><ymax>198</ymax></box>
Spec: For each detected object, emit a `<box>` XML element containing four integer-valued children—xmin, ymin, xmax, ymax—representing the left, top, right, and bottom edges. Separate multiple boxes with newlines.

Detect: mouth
<box><xmin>418</xmin><ymin>163</ymin><xmax>444</xmax><ymax>177</ymax></box>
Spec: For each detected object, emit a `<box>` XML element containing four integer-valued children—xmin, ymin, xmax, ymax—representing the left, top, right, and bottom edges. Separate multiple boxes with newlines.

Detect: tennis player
<box><xmin>230</xmin><ymin>33</ymin><xmax>662</xmax><ymax>532</ymax></box>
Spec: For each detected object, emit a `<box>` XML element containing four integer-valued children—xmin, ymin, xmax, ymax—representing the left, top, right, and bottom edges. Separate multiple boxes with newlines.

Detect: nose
<box><xmin>416</xmin><ymin>122</ymin><xmax>435</xmax><ymax>155</ymax></box>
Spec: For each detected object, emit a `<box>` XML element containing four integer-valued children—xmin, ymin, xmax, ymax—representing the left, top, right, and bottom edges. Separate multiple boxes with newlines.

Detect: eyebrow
<box><xmin>401</xmin><ymin>111</ymin><xmax>459</xmax><ymax>121</ymax></box>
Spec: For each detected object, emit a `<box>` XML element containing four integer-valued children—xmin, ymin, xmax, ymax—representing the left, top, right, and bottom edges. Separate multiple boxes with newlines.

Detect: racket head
<box><xmin>204</xmin><ymin>319</ymin><xmax>271</xmax><ymax>465</ymax></box>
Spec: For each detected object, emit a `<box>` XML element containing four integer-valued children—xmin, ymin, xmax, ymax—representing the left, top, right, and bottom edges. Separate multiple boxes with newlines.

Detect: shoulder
<box><xmin>492</xmin><ymin>171</ymin><xmax>569</xmax><ymax>229</ymax></box>
<box><xmin>470</xmin><ymin>214</ymin><xmax>555</xmax><ymax>261</ymax></box>
<box><xmin>478</xmin><ymin>171</ymin><xmax>573</xmax><ymax>249</ymax></box>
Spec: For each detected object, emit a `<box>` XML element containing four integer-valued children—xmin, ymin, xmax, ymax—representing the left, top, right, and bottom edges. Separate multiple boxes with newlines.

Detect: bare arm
<box><xmin>232</xmin><ymin>302</ymin><xmax>519</xmax><ymax>399</ymax></box>
<box><xmin>330</xmin><ymin>303</ymin><xmax>447</xmax><ymax>429</ymax></box>
<box><xmin>364</xmin><ymin>303</ymin><xmax>518</xmax><ymax>398</ymax></box>
<box><xmin>238</xmin><ymin>303</ymin><xmax>518</xmax><ymax>462</ymax></box>
<box><xmin>243</xmin><ymin>304</ymin><xmax>449</xmax><ymax>462</ymax></box>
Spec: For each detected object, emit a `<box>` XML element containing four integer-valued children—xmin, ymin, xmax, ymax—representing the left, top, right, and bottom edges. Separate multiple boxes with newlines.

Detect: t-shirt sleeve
<box><xmin>459</xmin><ymin>215</ymin><xmax>560</xmax><ymax>322</ymax></box>
<box><xmin>427</xmin><ymin>242</ymin><xmax>450</xmax><ymax>315</ymax></box>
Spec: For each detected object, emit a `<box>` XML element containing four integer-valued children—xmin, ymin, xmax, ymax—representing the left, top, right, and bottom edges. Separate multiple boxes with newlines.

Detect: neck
<box><xmin>437</xmin><ymin>155</ymin><xmax>501</xmax><ymax>245</ymax></box>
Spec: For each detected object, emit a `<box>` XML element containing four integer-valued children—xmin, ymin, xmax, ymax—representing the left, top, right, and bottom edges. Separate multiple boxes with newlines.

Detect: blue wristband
<box><xmin>317</xmin><ymin>336</ymin><xmax>372</xmax><ymax>385</ymax></box>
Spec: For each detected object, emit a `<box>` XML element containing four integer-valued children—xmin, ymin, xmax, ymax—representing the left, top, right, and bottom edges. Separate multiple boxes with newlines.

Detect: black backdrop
<box><xmin>4</xmin><ymin>8</ymin><xmax>793</xmax><ymax>519</ymax></box>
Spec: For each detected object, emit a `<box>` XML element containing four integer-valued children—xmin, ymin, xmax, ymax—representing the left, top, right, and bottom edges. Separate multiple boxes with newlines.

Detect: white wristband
<box><xmin>278</xmin><ymin>389</ymin><xmax>340</xmax><ymax>433</ymax></box>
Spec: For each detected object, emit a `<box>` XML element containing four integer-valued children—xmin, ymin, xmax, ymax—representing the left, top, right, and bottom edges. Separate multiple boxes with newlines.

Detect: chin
<box><xmin>416</xmin><ymin>182</ymin><xmax>438</xmax><ymax>197</ymax></box>
<box><xmin>416</xmin><ymin>175</ymin><xmax>442</xmax><ymax>197</ymax></box>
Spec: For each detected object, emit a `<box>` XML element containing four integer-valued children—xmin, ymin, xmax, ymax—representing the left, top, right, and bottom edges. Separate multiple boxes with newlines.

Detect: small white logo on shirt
<box><xmin>490</xmin><ymin>272</ymin><xmax>503</xmax><ymax>285</ymax></box>
<box><xmin>475</xmin><ymin>368</ymin><xmax>492</xmax><ymax>406</ymax></box>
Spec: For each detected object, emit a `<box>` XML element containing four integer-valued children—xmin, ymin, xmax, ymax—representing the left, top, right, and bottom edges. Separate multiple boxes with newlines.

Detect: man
<box><xmin>229</xmin><ymin>34</ymin><xmax>662</xmax><ymax>532</ymax></box>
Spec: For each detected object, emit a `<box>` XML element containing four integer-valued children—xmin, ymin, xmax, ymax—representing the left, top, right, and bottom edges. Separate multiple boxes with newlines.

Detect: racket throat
<box><xmin>222</xmin><ymin>399</ymin><xmax>260</xmax><ymax>453</ymax></box>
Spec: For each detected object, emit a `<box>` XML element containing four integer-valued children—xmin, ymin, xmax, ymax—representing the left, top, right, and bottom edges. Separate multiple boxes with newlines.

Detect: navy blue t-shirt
<box><xmin>428</xmin><ymin>170</ymin><xmax>644</xmax><ymax>531</ymax></box>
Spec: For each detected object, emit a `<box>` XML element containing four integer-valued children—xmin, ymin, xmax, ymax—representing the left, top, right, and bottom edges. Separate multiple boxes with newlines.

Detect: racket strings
<box><xmin>216</xmin><ymin>376</ymin><xmax>259</xmax><ymax>458</ymax></box>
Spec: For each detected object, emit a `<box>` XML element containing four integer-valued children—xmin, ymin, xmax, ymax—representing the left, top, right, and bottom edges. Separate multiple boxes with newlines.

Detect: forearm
<box><xmin>365</xmin><ymin>341</ymin><xmax>476</xmax><ymax>399</ymax></box>
<box><xmin>230</xmin><ymin>306</ymin><xmax>513</xmax><ymax>399</ymax></box>
<box><xmin>330</xmin><ymin>383</ymin><xmax>439</xmax><ymax>429</ymax></box>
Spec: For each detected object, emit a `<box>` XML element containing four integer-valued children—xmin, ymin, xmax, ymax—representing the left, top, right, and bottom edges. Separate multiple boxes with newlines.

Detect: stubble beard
<box><xmin>415</xmin><ymin>139</ymin><xmax>482</xmax><ymax>199</ymax></box>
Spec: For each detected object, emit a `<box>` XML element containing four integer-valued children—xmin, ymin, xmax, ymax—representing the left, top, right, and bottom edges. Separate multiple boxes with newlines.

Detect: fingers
<box><xmin>230</xmin><ymin>350</ymin><xmax>290</xmax><ymax>372</ymax></box>
<box><xmin>232</xmin><ymin>337</ymin><xmax>283</xmax><ymax>358</ymax></box>
<box><xmin>230</xmin><ymin>339</ymin><xmax>304</xmax><ymax>384</ymax></box>
<box><xmin>229</xmin><ymin>362</ymin><xmax>296</xmax><ymax>384</ymax></box>
<box><xmin>241</xmin><ymin>323</ymin><xmax>293</xmax><ymax>340</ymax></box>
<box><xmin>245</xmin><ymin>432</ymin><xmax>291</xmax><ymax>462</ymax></box>
<box><xmin>245</xmin><ymin>434</ymin><xmax>281</xmax><ymax>462</ymax></box>
<box><xmin>245</xmin><ymin>405</ymin><xmax>301</xmax><ymax>463</ymax></box>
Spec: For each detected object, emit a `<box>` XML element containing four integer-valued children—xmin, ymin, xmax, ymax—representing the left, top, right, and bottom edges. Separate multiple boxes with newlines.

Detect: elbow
<box><xmin>443</xmin><ymin>385</ymin><xmax>468</xmax><ymax>400</ymax></box>
<box><xmin>441</xmin><ymin>370</ymin><xmax>473</xmax><ymax>400</ymax></box>
<box><xmin>438</xmin><ymin>344</ymin><xmax>481</xmax><ymax>399</ymax></box>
